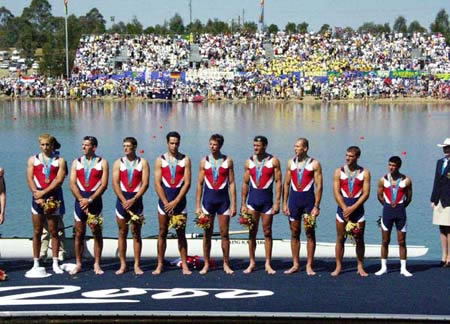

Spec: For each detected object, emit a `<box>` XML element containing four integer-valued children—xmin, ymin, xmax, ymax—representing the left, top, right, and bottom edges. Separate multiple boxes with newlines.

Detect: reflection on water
<box><xmin>0</xmin><ymin>99</ymin><xmax>449</xmax><ymax>259</ymax></box>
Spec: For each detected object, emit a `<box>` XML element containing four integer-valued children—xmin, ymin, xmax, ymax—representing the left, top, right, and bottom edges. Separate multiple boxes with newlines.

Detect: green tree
<box><xmin>393</xmin><ymin>16</ymin><xmax>407</xmax><ymax>33</ymax></box>
<box><xmin>284</xmin><ymin>22</ymin><xmax>296</xmax><ymax>33</ymax></box>
<box><xmin>296</xmin><ymin>22</ymin><xmax>308</xmax><ymax>33</ymax></box>
<box><xmin>169</xmin><ymin>13</ymin><xmax>185</xmax><ymax>34</ymax></box>
<box><xmin>110</xmin><ymin>21</ymin><xmax>127</xmax><ymax>34</ymax></box>
<box><xmin>0</xmin><ymin>6</ymin><xmax>13</xmax><ymax>26</ymax></box>
<box><xmin>430</xmin><ymin>9</ymin><xmax>449</xmax><ymax>34</ymax></box>
<box><xmin>127</xmin><ymin>16</ymin><xmax>143</xmax><ymax>34</ymax></box>
<box><xmin>268</xmin><ymin>23</ymin><xmax>279</xmax><ymax>34</ymax></box>
<box><xmin>79</xmin><ymin>8</ymin><xmax>106</xmax><ymax>34</ymax></box>
<box><xmin>186</xmin><ymin>19</ymin><xmax>203</xmax><ymax>34</ymax></box>
<box><xmin>204</xmin><ymin>18</ymin><xmax>229</xmax><ymax>34</ymax></box>
<box><xmin>0</xmin><ymin>7</ymin><xmax>16</xmax><ymax>48</ymax></box>
<box><xmin>408</xmin><ymin>20</ymin><xmax>427</xmax><ymax>34</ymax></box>
<box><xmin>242</xmin><ymin>21</ymin><xmax>258</xmax><ymax>33</ymax></box>
<box><xmin>153</xmin><ymin>22</ymin><xmax>169</xmax><ymax>35</ymax></box>
<box><xmin>318</xmin><ymin>23</ymin><xmax>331</xmax><ymax>34</ymax></box>
<box><xmin>358</xmin><ymin>22</ymin><xmax>390</xmax><ymax>34</ymax></box>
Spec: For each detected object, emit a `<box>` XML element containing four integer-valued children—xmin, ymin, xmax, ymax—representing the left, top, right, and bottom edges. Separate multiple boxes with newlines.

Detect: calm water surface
<box><xmin>0</xmin><ymin>99</ymin><xmax>449</xmax><ymax>260</ymax></box>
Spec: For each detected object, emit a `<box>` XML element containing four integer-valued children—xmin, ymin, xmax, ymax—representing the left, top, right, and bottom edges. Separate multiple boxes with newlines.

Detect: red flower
<box><xmin>0</xmin><ymin>269</ymin><xmax>7</xmax><ymax>281</ymax></box>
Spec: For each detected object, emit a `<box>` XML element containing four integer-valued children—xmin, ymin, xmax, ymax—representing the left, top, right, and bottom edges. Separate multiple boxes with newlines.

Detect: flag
<box><xmin>64</xmin><ymin>0</ymin><xmax>68</xmax><ymax>15</ymax></box>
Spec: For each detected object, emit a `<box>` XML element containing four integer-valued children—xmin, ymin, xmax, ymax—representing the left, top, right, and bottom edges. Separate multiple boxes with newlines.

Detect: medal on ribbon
<box><xmin>41</xmin><ymin>154</ymin><xmax>54</xmax><ymax>184</ymax></box>
<box><xmin>296</xmin><ymin>157</ymin><xmax>309</xmax><ymax>190</ymax></box>
<box><xmin>255</xmin><ymin>156</ymin><xmax>266</xmax><ymax>188</ymax></box>
<box><xmin>209</xmin><ymin>154</ymin><xmax>222</xmax><ymax>187</ymax></box>
<box><xmin>388</xmin><ymin>174</ymin><xmax>401</xmax><ymax>207</ymax></box>
<box><xmin>84</xmin><ymin>156</ymin><xmax>97</xmax><ymax>188</ymax></box>
<box><xmin>345</xmin><ymin>165</ymin><xmax>359</xmax><ymax>198</ymax></box>
<box><xmin>125</xmin><ymin>158</ymin><xmax>137</xmax><ymax>188</ymax></box>
<box><xmin>168</xmin><ymin>155</ymin><xmax>178</xmax><ymax>185</ymax></box>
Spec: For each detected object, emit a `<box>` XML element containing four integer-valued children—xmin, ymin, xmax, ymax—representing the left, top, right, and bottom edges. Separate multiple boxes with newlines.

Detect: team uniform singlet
<box><xmin>381</xmin><ymin>174</ymin><xmax>408</xmax><ymax>232</ymax></box>
<box><xmin>201</xmin><ymin>155</ymin><xmax>230</xmax><ymax>215</ymax></box>
<box><xmin>288</xmin><ymin>157</ymin><xmax>315</xmax><ymax>220</ymax></box>
<box><xmin>74</xmin><ymin>156</ymin><xmax>104</xmax><ymax>222</ymax></box>
<box><xmin>31</xmin><ymin>153</ymin><xmax>64</xmax><ymax>216</ymax></box>
<box><xmin>247</xmin><ymin>154</ymin><xmax>274</xmax><ymax>214</ymax></box>
<box><xmin>158</xmin><ymin>153</ymin><xmax>187</xmax><ymax>215</ymax></box>
<box><xmin>336</xmin><ymin>165</ymin><xmax>366</xmax><ymax>223</ymax></box>
<box><xmin>115</xmin><ymin>157</ymin><xmax>144</xmax><ymax>220</ymax></box>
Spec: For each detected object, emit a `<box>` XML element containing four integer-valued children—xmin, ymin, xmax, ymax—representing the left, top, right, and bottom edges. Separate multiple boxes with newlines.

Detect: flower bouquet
<box><xmin>303</xmin><ymin>213</ymin><xmax>317</xmax><ymax>231</ymax></box>
<box><xmin>127</xmin><ymin>210</ymin><xmax>145</xmax><ymax>226</ymax></box>
<box><xmin>344</xmin><ymin>221</ymin><xmax>361</xmax><ymax>244</ymax></box>
<box><xmin>239</xmin><ymin>212</ymin><xmax>254</xmax><ymax>230</ymax></box>
<box><xmin>87</xmin><ymin>212</ymin><xmax>104</xmax><ymax>231</ymax></box>
<box><xmin>43</xmin><ymin>197</ymin><xmax>61</xmax><ymax>215</ymax></box>
<box><xmin>0</xmin><ymin>269</ymin><xmax>8</xmax><ymax>281</ymax></box>
<box><xmin>168</xmin><ymin>214</ymin><xmax>187</xmax><ymax>231</ymax></box>
<box><xmin>195</xmin><ymin>212</ymin><xmax>211</xmax><ymax>230</ymax></box>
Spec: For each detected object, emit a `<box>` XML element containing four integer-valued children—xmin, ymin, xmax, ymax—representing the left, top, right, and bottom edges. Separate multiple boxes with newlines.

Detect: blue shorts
<box><xmin>247</xmin><ymin>187</ymin><xmax>273</xmax><ymax>214</ymax></box>
<box><xmin>381</xmin><ymin>204</ymin><xmax>407</xmax><ymax>232</ymax></box>
<box><xmin>74</xmin><ymin>190</ymin><xmax>103</xmax><ymax>222</ymax></box>
<box><xmin>158</xmin><ymin>186</ymin><xmax>187</xmax><ymax>215</ymax></box>
<box><xmin>336</xmin><ymin>197</ymin><xmax>365</xmax><ymax>223</ymax></box>
<box><xmin>288</xmin><ymin>189</ymin><xmax>315</xmax><ymax>221</ymax></box>
<box><xmin>31</xmin><ymin>188</ymin><xmax>64</xmax><ymax>216</ymax></box>
<box><xmin>115</xmin><ymin>191</ymin><xmax>143</xmax><ymax>220</ymax></box>
<box><xmin>202</xmin><ymin>187</ymin><xmax>230</xmax><ymax>215</ymax></box>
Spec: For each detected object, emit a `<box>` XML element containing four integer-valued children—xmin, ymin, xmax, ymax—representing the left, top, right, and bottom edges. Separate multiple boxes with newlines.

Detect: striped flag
<box><xmin>64</xmin><ymin>0</ymin><xmax>68</xmax><ymax>15</ymax></box>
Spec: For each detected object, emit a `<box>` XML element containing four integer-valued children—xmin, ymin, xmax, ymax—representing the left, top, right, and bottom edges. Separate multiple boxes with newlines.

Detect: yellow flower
<box><xmin>127</xmin><ymin>210</ymin><xmax>145</xmax><ymax>225</ymax></box>
<box><xmin>87</xmin><ymin>212</ymin><xmax>104</xmax><ymax>230</ymax></box>
<box><xmin>168</xmin><ymin>214</ymin><xmax>187</xmax><ymax>231</ymax></box>
<box><xmin>43</xmin><ymin>198</ymin><xmax>61</xmax><ymax>215</ymax></box>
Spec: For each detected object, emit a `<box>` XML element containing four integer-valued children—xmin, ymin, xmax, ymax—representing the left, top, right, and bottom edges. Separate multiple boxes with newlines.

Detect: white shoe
<box><xmin>53</xmin><ymin>264</ymin><xmax>64</xmax><ymax>274</ymax></box>
<box><xmin>375</xmin><ymin>267</ymin><xmax>387</xmax><ymax>276</ymax></box>
<box><xmin>400</xmin><ymin>269</ymin><xmax>413</xmax><ymax>277</ymax></box>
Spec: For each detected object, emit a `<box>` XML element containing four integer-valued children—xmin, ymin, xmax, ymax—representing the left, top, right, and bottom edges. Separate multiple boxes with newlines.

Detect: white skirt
<box><xmin>433</xmin><ymin>201</ymin><xmax>450</xmax><ymax>226</ymax></box>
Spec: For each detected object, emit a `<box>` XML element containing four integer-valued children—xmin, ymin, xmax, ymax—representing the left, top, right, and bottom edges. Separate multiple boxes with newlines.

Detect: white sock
<box><xmin>375</xmin><ymin>259</ymin><xmax>388</xmax><ymax>276</ymax></box>
<box><xmin>52</xmin><ymin>258</ymin><xmax>63</xmax><ymax>274</ymax></box>
<box><xmin>400</xmin><ymin>259</ymin><xmax>412</xmax><ymax>277</ymax></box>
<box><xmin>33</xmin><ymin>258</ymin><xmax>40</xmax><ymax>268</ymax></box>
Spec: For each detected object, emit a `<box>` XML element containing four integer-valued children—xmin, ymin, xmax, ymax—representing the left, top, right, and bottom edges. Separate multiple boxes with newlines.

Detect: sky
<box><xmin>2</xmin><ymin>0</ymin><xmax>449</xmax><ymax>32</ymax></box>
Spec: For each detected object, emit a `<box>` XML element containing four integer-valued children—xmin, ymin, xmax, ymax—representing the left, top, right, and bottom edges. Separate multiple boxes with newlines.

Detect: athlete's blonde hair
<box><xmin>38</xmin><ymin>133</ymin><xmax>55</xmax><ymax>148</ymax></box>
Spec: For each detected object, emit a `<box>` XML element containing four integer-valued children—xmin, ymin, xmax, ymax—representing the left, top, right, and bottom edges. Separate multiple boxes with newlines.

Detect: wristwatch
<box><xmin>88</xmin><ymin>198</ymin><xmax>93</xmax><ymax>204</ymax></box>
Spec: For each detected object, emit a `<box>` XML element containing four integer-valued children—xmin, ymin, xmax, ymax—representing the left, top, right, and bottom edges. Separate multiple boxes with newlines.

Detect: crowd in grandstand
<box><xmin>0</xmin><ymin>31</ymin><xmax>449</xmax><ymax>100</ymax></box>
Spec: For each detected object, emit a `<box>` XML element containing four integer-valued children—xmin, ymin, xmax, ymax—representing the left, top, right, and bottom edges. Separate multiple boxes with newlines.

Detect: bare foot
<box><xmin>199</xmin><ymin>265</ymin><xmax>209</xmax><ymax>275</ymax></box>
<box><xmin>94</xmin><ymin>264</ymin><xmax>104</xmax><ymax>275</ymax></box>
<box><xmin>331</xmin><ymin>267</ymin><xmax>341</xmax><ymax>277</ymax></box>
<box><xmin>357</xmin><ymin>267</ymin><xmax>368</xmax><ymax>277</ymax></box>
<box><xmin>306</xmin><ymin>265</ymin><xmax>316</xmax><ymax>276</ymax></box>
<box><xmin>223</xmin><ymin>263</ymin><xmax>234</xmax><ymax>275</ymax></box>
<box><xmin>284</xmin><ymin>265</ymin><xmax>299</xmax><ymax>274</ymax></box>
<box><xmin>152</xmin><ymin>265</ymin><xmax>163</xmax><ymax>275</ymax></box>
<box><xmin>182</xmin><ymin>265</ymin><xmax>192</xmax><ymax>275</ymax></box>
<box><xmin>243</xmin><ymin>263</ymin><xmax>255</xmax><ymax>274</ymax></box>
<box><xmin>70</xmin><ymin>264</ymin><xmax>82</xmax><ymax>275</ymax></box>
<box><xmin>115</xmin><ymin>266</ymin><xmax>127</xmax><ymax>275</ymax></box>
<box><xmin>265</xmin><ymin>264</ymin><xmax>276</xmax><ymax>275</ymax></box>
<box><xmin>134</xmin><ymin>265</ymin><xmax>144</xmax><ymax>275</ymax></box>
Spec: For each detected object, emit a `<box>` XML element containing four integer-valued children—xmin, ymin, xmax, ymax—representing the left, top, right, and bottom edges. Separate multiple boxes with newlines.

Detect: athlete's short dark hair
<box><xmin>297</xmin><ymin>138</ymin><xmax>309</xmax><ymax>149</ymax></box>
<box><xmin>389</xmin><ymin>156</ymin><xmax>402</xmax><ymax>168</ymax></box>
<box><xmin>84</xmin><ymin>136</ymin><xmax>98</xmax><ymax>147</ymax></box>
<box><xmin>254</xmin><ymin>135</ymin><xmax>268</xmax><ymax>146</ymax></box>
<box><xmin>123</xmin><ymin>137</ymin><xmax>137</xmax><ymax>146</ymax></box>
<box><xmin>166</xmin><ymin>131</ymin><xmax>181</xmax><ymax>142</ymax></box>
<box><xmin>347</xmin><ymin>146</ymin><xmax>361</xmax><ymax>157</ymax></box>
<box><xmin>209</xmin><ymin>134</ymin><xmax>224</xmax><ymax>148</ymax></box>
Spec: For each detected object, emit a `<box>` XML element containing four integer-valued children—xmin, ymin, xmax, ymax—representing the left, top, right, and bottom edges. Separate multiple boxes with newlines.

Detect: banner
<box><xmin>390</xmin><ymin>70</ymin><xmax>421</xmax><ymax>79</ymax></box>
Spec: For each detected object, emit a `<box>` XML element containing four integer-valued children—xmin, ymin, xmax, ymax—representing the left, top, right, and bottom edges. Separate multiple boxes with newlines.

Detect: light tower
<box><xmin>259</xmin><ymin>0</ymin><xmax>265</xmax><ymax>31</ymax></box>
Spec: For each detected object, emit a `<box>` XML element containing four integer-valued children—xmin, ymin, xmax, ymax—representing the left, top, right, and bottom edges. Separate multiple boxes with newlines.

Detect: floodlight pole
<box><xmin>65</xmin><ymin>4</ymin><xmax>69</xmax><ymax>78</ymax></box>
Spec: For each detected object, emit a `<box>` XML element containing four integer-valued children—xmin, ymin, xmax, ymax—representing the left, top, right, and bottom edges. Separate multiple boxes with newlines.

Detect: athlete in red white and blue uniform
<box><xmin>195</xmin><ymin>134</ymin><xmax>237</xmax><ymax>274</ymax></box>
<box><xmin>332</xmin><ymin>146</ymin><xmax>371</xmax><ymax>277</ymax></box>
<box><xmin>26</xmin><ymin>134</ymin><xmax>66</xmax><ymax>274</ymax></box>
<box><xmin>376</xmin><ymin>156</ymin><xmax>413</xmax><ymax>277</ymax></box>
<box><xmin>241</xmin><ymin>135</ymin><xmax>282</xmax><ymax>275</ymax></box>
<box><xmin>153</xmin><ymin>131</ymin><xmax>192</xmax><ymax>275</ymax></box>
<box><xmin>69</xmin><ymin>136</ymin><xmax>109</xmax><ymax>275</ymax></box>
<box><xmin>112</xmin><ymin>137</ymin><xmax>150</xmax><ymax>275</ymax></box>
<box><xmin>283</xmin><ymin>138</ymin><xmax>323</xmax><ymax>276</ymax></box>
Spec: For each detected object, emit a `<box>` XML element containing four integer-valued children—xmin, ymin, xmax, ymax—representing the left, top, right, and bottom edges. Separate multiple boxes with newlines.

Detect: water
<box><xmin>0</xmin><ymin>99</ymin><xmax>449</xmax><ymax>260</ymax></box>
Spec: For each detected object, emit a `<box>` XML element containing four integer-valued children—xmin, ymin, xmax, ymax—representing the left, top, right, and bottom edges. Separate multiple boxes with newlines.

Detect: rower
<box><xmin>283</xmin><ymin>138</ymin><xmax>323</xmax><ymax>275</ymax></box>
<box><xmin>332</xmin><ymin>146</ymin><xmax>371</xmax><ymax>277</ymax></box>
<box><xmin>69</xmin><ymin>136</ymin><xmax>109</xmax><ymax>275</ymax></box>
<box><xmin>112</xmin><ymin>137</ymin><xmax>150</xmax><ymax>275</ymax></box>
<box><xmin>376</xmin><ymin>156</ymin><xmax>413</xmax><ymax>277</ymax></box>
<box><xmin>241</xmin><ymin>135</ymin><xmax>282</xmax><ymax>274</ymax></box>
<box><xmin>153</xmin><ymin>131</ymin><xmax>192</xmax><ymax>275</ymax></box>
<box><xmin>195</xmin><ymin>134</ymin><xmax>237</xmax><ymax>274</ymax></box>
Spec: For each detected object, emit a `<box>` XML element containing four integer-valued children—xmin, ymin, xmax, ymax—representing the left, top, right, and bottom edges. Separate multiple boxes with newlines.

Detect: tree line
<box><xmin>0</xmin><ymin>0</ymin><xmax>449</xmax><ymax>76</ymax></box>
